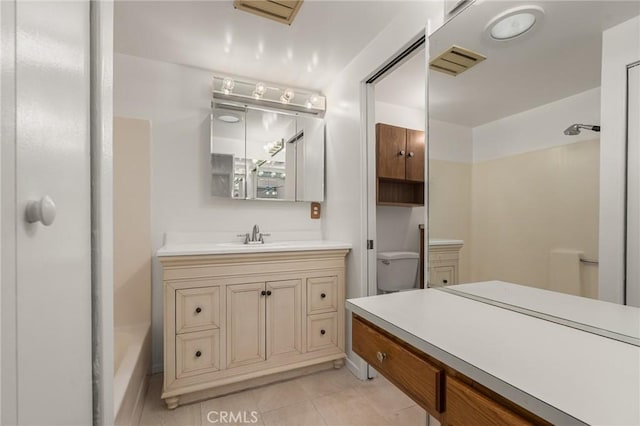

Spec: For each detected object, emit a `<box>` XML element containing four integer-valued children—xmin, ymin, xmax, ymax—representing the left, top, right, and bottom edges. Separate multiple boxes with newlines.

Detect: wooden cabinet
<box><xmin>376</xmin><ymin>123</ymin><xmax>425</xmax><ymax>206</ymax></box>
<box><xmin>160</xmin><ymin>250</ymin><xmax>348</xmax><ymax>409</ymax></box>
<box><xmin>352</xmin><ymin>314</ymin><xmax>549</xmax><ymax>425</ymax></box>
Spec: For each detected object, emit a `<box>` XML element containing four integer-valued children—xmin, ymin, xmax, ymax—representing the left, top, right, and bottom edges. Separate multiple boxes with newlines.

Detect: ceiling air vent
<box><xmin>429</xmin><ymin>45</ymin><xmax>486</xmax><ymax>76</ymax></box>
<box><xmin>234</xmin><ymin>0</ymin><xmax>304</xmax><ymax>25</ymax></box>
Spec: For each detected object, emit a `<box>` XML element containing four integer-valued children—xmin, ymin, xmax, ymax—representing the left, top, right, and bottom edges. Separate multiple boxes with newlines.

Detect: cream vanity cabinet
<box><xmin>160</xmin><ymin>249</ymin><xmax>348</xmax><ymax>409</ymax></box>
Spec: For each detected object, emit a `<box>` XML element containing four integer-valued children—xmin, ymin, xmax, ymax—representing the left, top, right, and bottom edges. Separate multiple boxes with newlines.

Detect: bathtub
<box><xmin>114</xmin><ymin>323</ymin><xmax>151</xmax><ymax>426</ymax></box>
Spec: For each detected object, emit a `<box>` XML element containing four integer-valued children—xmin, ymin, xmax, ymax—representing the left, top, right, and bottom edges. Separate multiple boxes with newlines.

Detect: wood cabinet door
<box><xmin>406</xmin><ymin>129</ymin><xmax>425</xmax><ymax>182</ymax></box>
<box><xmin>226</xmin><ymin>282</ymin><xmax>266</xmax><ymax>368</ymax></box>
<box><xmin>266</xmin><ymin>279</ymin><xmax>303</xmax><ymax>359</ymax></box>
<box><xmin>376</xmin><ymin>123</ymin><xmax>406</xmax><ymax>180</ymax></box>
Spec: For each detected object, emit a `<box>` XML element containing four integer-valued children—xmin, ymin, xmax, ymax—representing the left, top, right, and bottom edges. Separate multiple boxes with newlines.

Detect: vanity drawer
<box><xmin>307</xmin><ymin>276</ymin><xmax>338</xmax><ymax>314</ymax></box>
<box><xmin>352</xmin><ymin>315</ymin><xmax>443</xmax><ymax>416</ymax></box>
<box><xmin>307</xmin><ymin>312</ymin><xmax>337</xmax><ymax>352</ymax></box>
<box><xmin>444</xmin><ymin>375</ymin><xmax>532</xmax><ymax>426</ymax></box>
<box><xmin>176</xmin><ymin>329</ymin><xmax>221</xmax><ymax>379</ymax></box>
<box><xmin>176</xmin><ymin>286</ymin><xmax>220</xmax><ymax>334</ymax></box>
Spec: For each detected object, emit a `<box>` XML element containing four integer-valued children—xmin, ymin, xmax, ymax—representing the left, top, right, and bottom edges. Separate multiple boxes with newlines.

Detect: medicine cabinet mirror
<box><xmin>210</xmin><ymin>103</ymin><xmax>325</xmax><ymax>202</ymax></box>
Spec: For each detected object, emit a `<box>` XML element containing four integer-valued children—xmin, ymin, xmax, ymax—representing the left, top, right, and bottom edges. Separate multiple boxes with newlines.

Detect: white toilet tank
<box><xmin>377</xmin><ymin>251</ymin><xmax>419</xmax><ymax>292</ymax></box>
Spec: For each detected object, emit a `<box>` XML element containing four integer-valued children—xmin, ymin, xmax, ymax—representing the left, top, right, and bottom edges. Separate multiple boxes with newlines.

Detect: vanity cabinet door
<box><xmin>377</xmin><ymin>123</ymin><xmax>407</xmax><ymax>180</ymax></box>
<box><xmin>266</xmin><ymin>279</ymin><xmax>303</xmax><ymax>359</ymax></box>
<box><xmin>226</xmin><ymin>282</ymin><xmax>266</xmax><ymax>369</ymax></box>
<box><xmin>406</xmin><ymin>129</ymin><xmax>425</xmax><ymax>182</ymax></box>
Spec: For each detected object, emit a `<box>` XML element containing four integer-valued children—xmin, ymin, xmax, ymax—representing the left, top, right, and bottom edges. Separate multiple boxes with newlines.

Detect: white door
<box><xmin>627</xmin><ymin>63</ymin><xmax>640</xmax><ymax>307</ymax></box>
<box><xmin>16</xmin><ymin>1</ymin><xmax>93</xmax><ymax>424</ymax></box>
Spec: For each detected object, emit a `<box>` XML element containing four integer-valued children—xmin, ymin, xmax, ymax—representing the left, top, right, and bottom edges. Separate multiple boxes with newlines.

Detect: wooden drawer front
<box><xmin>444</xmin><ymin>376</ymin><xmax>532</xmax><ymax>426</ymax></box>
<box><xmin>352</xmin><ymin>316</ymin><xmax>443</xmax><ymax>416</ymax></box>
<box><xmin>176</xmin><ymin>329</ymin><xmax>220</xmax><ymax>379</ymax></box>
<box><xmin>307</xmin><ymin>313</ymin><xmax>337</xmax><ymax>352</ymax></box>
<box><xmin>430</xmin><ymin>265</ymin><xmax>455</xmax><ymax>286</ymax></box>
<box><xmin>176</xmin><ymin>287</ymin><xmax>220</xmax><ymax>334</ymax></box>
<box><xmin>307</xmin><ymin>276</ymin><xmax>338</xmax><ymax>314</ymax></box>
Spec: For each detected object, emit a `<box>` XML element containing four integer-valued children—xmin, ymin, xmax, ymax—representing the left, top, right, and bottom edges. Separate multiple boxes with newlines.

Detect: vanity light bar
<box><xmin>212</xmin><ymin>76</ymin><xmax>326</xmax><ymax>115</ymax></box>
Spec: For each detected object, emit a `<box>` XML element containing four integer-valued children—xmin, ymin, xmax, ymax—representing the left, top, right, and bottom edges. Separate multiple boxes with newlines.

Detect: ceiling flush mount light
<box><xmin>222</xmin><ymin>77</ymin><xmax>235</xmax><ymax>94</ymax></box>
<box><xmin>486</xmin><ymin>6</ymin><xmax>544</xmax><ymax>41</ymax></box>
<box><xmin>253</xmin><ymin>82</ymin><xmax>267</xmax><ymax>99</ymax></box>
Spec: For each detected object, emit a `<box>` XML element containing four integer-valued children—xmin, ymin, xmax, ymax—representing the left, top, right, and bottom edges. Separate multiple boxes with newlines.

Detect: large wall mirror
<box><xmin>427</xmin><ymin>1</ymin><xmax>640</xmax><ymax>342</ymax></box>
<box><xmin>211</xmin><ymin>102</ymin><xmax>325</xmax><ymax>202</ymax></box>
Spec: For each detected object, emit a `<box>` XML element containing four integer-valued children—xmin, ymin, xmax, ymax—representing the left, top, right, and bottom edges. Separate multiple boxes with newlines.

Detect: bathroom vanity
<box><xmin>348</xmin><ymin>284</ymin><xmax>640</xmax><ymax>425</ymax></box>
<box><xmin>158</xmin><ymin>240</ymin><xmax>350</xmax><ymax>409</ymax></box>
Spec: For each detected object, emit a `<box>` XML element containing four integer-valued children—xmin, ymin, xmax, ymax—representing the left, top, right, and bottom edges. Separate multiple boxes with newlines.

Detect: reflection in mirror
<box><xmin>296</xmin><ymin>116</ymin><xmax>325</xmax><ymax>202</ymax></box>
<box><xmin>210</xmin><ymin>104</ymin><xmax>246</xmax><ymax>199</ymax></box>
<box><xmin>245</xmin><ymin>109</ymin><xmax>297</xmax><ymax>201</ymax></box>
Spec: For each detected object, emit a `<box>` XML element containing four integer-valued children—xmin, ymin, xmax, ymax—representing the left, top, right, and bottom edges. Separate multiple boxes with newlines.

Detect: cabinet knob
<box><xmin>320</xmin><ymin>329</ymin><xmax>326</xmax><ymax>335</ymax></box>
<box><xmin>261</xmin><ymin>290</ymin><xmax>267</xmax><ymax>296</ymax></box>
<box><xmin>195</xmin><ymin>351</ymin><xmax>202</xmax><ymax>358</ymax></box>
<box><xmin>408</xmin><ymin>151</ymin><xmax>415</xmax><ymax>158</ymax></box>
<box><xmin>320</xmin><ymin>293</ymin><xmax>326</xmax><ymax>299</ymax></box>
<box><xmin>266</xmin><ymin>290</ymin><xmax>272</xmax><ymax>296</ymax></box>
<box><xmin>376</xmin><ymin>351</ymin><xmax>387</xmax><ymax>363</ymax></box>
<box><xmin>25</xmin><ymin>195</ymin><xmax>57</xmax><ymax>226</ymax></box>
<box><xmin>443</xmin><ymin>279</ymin><xmax>448</xmax><ymax>284</ymax></box>
<box><xmin>398</xmin><ymin>150</ymin><xmax>405</xmax><ymax>157</ymax></box>
<box><xmin>195</xmin><ymin>307</ymin><xmax>202</xmax><ymax>314</ymax></box>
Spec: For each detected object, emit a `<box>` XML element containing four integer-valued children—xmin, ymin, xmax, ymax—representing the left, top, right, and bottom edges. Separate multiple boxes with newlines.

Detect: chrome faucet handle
<box><xmin>236</xmin><ymin>233</ymin><xmax>250</xmax><ymax>244</ymax></box>
<box><xmin>258</xmin><ymin>233</ymin><xmax>271</xmax><ymax>243</ymax></box>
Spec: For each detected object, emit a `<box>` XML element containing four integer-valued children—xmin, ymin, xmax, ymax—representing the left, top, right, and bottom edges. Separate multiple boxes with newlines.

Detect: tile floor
<box><xmin>138</xmin><ymin>368</ymin><xmax>428</xmax><ymax>426</ymax></box>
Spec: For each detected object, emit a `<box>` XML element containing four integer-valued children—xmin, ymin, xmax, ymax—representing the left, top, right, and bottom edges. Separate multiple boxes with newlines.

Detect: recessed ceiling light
<box><xmin>217</xmin><ymin>114</ymin><xmax>240</xmax><ymax>123</ymax></box>
<box><xmin>486</xmin><ymin>6</ymin><xmax>544</xmax><ymax>41</ymax></box>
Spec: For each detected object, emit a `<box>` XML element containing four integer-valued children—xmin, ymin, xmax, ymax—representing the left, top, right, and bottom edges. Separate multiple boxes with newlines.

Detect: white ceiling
<box><xmin>114</xmin><ymin>0</ymin><xmax>406</xmax><ymax>92</ymax></box>
<box><xmin>375</xmin><ymin>1</ymin><xmax>640</xmax><ymax>127</ymax></box>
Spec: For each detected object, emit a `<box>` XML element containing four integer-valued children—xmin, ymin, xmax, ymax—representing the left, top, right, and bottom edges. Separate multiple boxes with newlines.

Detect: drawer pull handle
<box><xmin>195</xmin><ymin>351</ymin><xmax>202</xmax><ymax>358</ymax></box>
<box><xmin>321</xmin><ymin>293</ymin><xmax>326</xmax><ymax>299</ymax></box>
<box><xmin>442</xmin><ymin>279</ymin><xmax>448</xmax><ymax>284</ymax></box>
<box><xmin>320</xmin><ymin>329</ymin><xmax>326</xmax><ymax>335</ymax></box>
<box><xmin>195</xmin><ymin>307</ymin><xmax>202</xmax><ymax>314</ymax></box>
<box><xmin>266</xmin><ymin>290</ymin><xmax>272</xmax><ymax>296</ymax></box>
<box><xmin>376</xmin><ymin>351</ymin><xmax>387</xmax><ymax>363</ymax></box>
<box><xmin>261</xmin><ymin>290</ymin><xmax>266</xmax><ymax>296</ymax></box>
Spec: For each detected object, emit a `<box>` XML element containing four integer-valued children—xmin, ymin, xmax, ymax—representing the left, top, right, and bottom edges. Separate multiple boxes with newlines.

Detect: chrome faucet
<box><xmin>237</xmin><ymin>224</ymin><xmax>270</xmax><ymax>244</ymax></box>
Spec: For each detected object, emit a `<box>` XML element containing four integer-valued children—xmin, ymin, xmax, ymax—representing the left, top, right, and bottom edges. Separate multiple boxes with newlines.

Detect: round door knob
<box><xmin>195</xmin><ymin>351</ymin><xmax>202</xmax><ymax>358</ymax></box>
<box><xmin>376</xmin><ymin>351</ymin><xmax>387</xmax><ymax>363</ymax></box>
<box><xmin>266</xmin><ymin>290</ymin><xmax>272</xmax><ymax>296</ymax></box>
<box><xmin>320</xmin><ymin>293</ymin><xmax>326</xmax><ymax>299</ymax></box>
<box><xmin>195</xmin><ymin>307</ymin><xmax>202</xmax><ymax>314</ymax></box>
<box><xmin>408</xmin><ymin>151</ymin><xmax>415</xmax><ymax>158</ymax></box>
<box><xmin>320</xmin><ymin>329</ymin><xmax>326</xmax><ymax>335</ymax></box>
<box><xmin>398</xmin><ymin>150</ymin><xmax>405</xmax><ymax>157</ymax></box>
<box><xmin>25</xmin><ymin>196</ymin><xmax>57</xmax><ymax>226</ymax></box>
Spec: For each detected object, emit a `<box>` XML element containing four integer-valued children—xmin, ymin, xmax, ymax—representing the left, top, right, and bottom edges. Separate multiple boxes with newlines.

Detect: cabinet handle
<box><xmin>398</xmin><ymin>150</ymin><xmax>405</xmax><ymax>157</ymax></box>
<box><xmin>261</xmin><ymin>290</ymin><xmax>266</xmax><ymax>296</ymax></box>
<box><xmin>195</xmin><ymin>351</ymin><xmax>202</xmax><ymax>358</ymax></box>
<box><xmin>320</xmin><ymin>293</ymin><xmax>326</xmax><ymax>299</ymax></box>
<box><xmin>376</xmin><ymin>351</ymin><xmax>387</xmax><ymax>363</ymax></box>
<box><xmin>266</xmin><ymin>290</ymin><xmax>272</xmax><ymax>296</ymax></box>
<box><xmin>443</xmin><ymin>279</ymin><xmax>448</xmax><ymax>284</ymax></box>
<box><xmin>320</xmin><ymin>329</ymin><xmax>326</xmax><ymax>335</ymax></box>
<box><xmin>195</xmin><ymin>307</ymin><xmax>202</xmax><ymax>314</ymax></box>
<box><xmin>408</xmin><ymin>151</ymin><xmax>415</xmax><ymax>158</ymax></box>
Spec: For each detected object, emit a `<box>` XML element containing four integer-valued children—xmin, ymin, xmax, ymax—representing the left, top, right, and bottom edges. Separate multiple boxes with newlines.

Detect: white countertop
<box><xmin>428</xmin><ymin>238</ymin><xmax>464</xmax><ymax>246</ymax></box>
<box><xmin>347</xmin><ymin>287</ymin><xmax>640</xmax><ymax>425</ymax></box>
<box><xmin>446</xmin><ymin>281</ymin><xmax>640</xmax><ymax>343</ymax></box>
<box><xmin>157</xmin><ymin>240</ymin><xmax>352</xmax><ymax>257</ymax></box>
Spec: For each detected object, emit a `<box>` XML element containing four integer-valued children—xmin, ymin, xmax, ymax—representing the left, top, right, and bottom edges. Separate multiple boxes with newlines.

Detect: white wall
<box><xmin>114</xmin><ymin>53</ymin><xmax>323</xmax><ymax>371</ymax></box>
<box><xmin>323</xmin><ymin>1</ymin><xmax>444</xmax><ymax>378</ymax></box>
<box><xmin>473</xmin><ymin>88</ymin><xmax>601</xmax><ymax>162</ymax></box>
<box><xmin>599</xmin><ymin>15</ymin><xmax>640</xmax><ymax>304</ymax></box>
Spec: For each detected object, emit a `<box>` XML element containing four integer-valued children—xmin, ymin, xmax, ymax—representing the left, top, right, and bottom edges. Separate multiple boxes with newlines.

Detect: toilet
<box><xmin>377</xmin><ymin>251</ymin><xmax>420</xmax><ymax>293</ymax></box>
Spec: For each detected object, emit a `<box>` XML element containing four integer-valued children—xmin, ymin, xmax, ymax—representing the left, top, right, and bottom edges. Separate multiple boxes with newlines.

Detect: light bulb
<box><xmin>253</xmin><ymin>82</ymin><xmax>266</xmax><ymax>99</ymax></box>
<box><xmin>281</xmin><ymin>88</ymin><xmax>295</xmax><ymax>104</ymax></box>
<box><xmin>222</xmin><ymin>77</ymin><xmax>234</xmax><ymax>95</ymax></box>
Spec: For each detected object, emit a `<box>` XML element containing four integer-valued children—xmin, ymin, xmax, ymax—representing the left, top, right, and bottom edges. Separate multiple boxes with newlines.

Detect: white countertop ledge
<box><xmin>157</xmin><ymin>240</ymin><xmax>352</xmax><ymax>257</ymax></box>
<box><xmin>347</xmin><ymin>288</ymin><xmax>640</xmax><ymax>425</ymax></box>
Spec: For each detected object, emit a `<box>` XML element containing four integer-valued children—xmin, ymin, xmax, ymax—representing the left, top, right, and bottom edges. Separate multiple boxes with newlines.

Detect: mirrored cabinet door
<box><xmin>296</xmin><ymin>116</ymin><xmax>325</xmax><ymax>202</ymax></box>
<box><xmin>211</xmin><ymin>104</ymin><xmax>246</xmax><ymax>199</ymax></box>
<box><xmin>245</xmin><ymin>109</ymin><xmax>297</xmax><ymax>201</ymax></box>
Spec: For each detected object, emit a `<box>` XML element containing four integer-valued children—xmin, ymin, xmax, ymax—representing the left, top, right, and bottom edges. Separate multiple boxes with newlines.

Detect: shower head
<box><xmin>564</xmin><ymin>124</ymin><xmax>601</xmax><ymax>136</ymax></box>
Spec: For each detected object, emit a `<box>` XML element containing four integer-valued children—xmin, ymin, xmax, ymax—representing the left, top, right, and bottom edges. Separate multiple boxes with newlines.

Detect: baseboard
<box><xmin>345</xmin><ymin>354</ymin><xmax>367</xmax><ymax>380</ymax></box>
<box><xmin>151</xmin><ymin>362</ymin><xmax>163</xmax><ymax>375</ymax></box>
